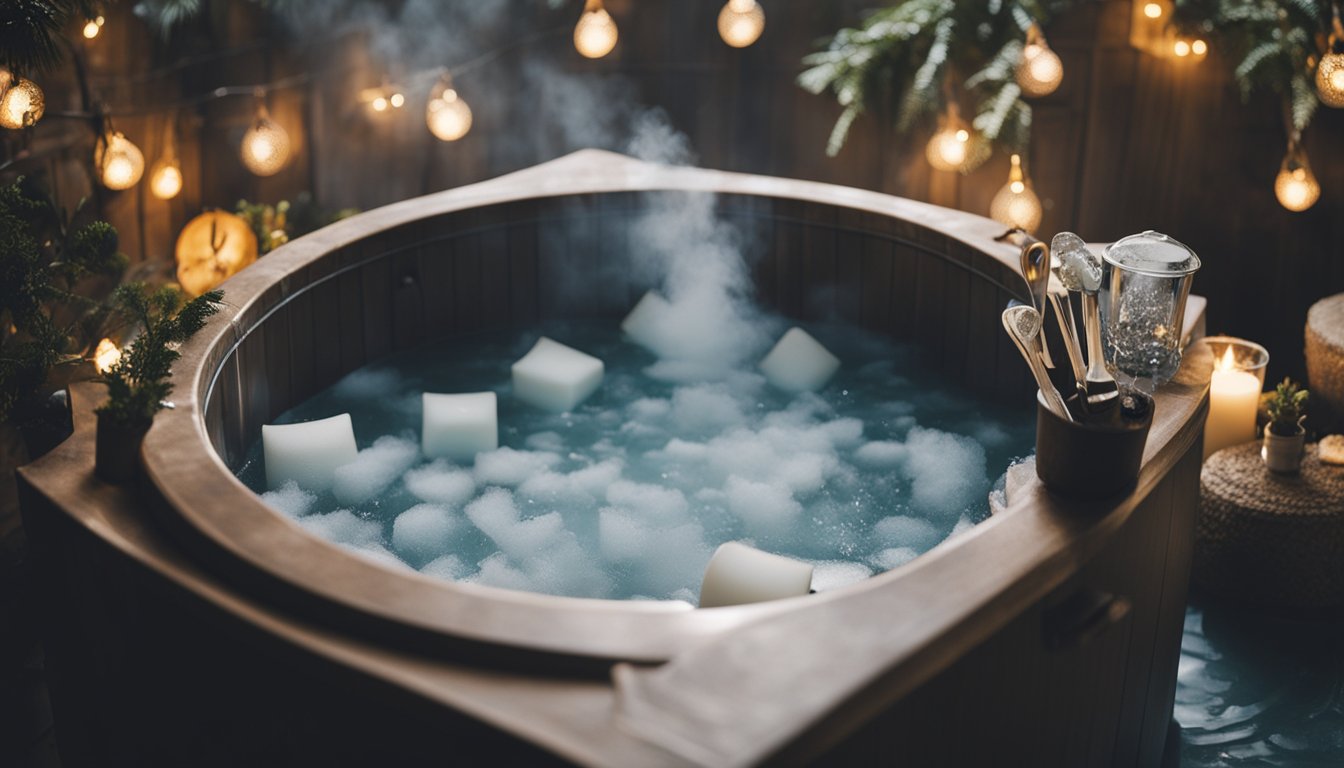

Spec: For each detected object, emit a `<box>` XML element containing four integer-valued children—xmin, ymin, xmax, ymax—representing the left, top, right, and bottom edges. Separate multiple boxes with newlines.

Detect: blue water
<box><xmin>235</xmin><ymin>320</ymin><xmax>1035</xmax><ymax>601</ymax></box>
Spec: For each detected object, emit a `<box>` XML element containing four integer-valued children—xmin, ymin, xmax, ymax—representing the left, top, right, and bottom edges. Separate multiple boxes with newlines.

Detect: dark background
<box><xmin>3</xmin><ymin>0</ymin><xmax>1341</xmax><ymax>384</ymax></box>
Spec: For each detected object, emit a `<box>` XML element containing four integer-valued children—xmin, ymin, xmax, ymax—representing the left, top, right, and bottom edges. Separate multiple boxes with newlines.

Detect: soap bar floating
<box><xmin>759</xmin><ymin>327</ymin><xmax>840</xmax><ymax>392</ymax></box>
<box><xmin>422</xmin><ymin>391</ymin><xmax>498</xmax><ymax>462</ymax></box>
<box><xmin>262</xmin><ymin>413</ymin><xmax>358</xmax><ymax>491</ymax></box>
<box><xmin>511</xmin><ymin>336</ymin><xmax>605</xmax><ymax>412</ymax></box>
<box><xmin>621</xmin><ymin>290</ymin><xmax>672</xmax><ymax>353</ymax></box>
<box><xmin>699</xmin><ymin>541</ymin><xmax>814</xmax><ymax>608</ymax></box>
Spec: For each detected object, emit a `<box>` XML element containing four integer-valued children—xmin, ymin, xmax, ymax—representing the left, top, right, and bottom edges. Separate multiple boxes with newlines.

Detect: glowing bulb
<box><xmin>371</xmin><ymin>96</ymin><xmax>388</xmax><ymax>112</ymax></box>
<box><xmin>1317</xmin><ymin>52</ymin><xmax>1344</xmax><ymax>108</ymax></box>
<box><xmin>240</xmin><ymin>108</ymin><xmax>291</xmax><ymax>176</ymax></box>
<box><xmin>94</xmin><ymin>338</ymin><xmax>121</xmax><ymax>374</ymax></box>
<box><xmin>1144</xmin><ymin>2</ymin><xmax>1163</xmax><ymax>19</ymax></box>
<box><xmin>149</xmin><ymin>159</ymin><xmax>183</xmax><ymax>200</ymax></box>
<box><xmin>574</xmin><ymin>0</ymin><xmax>618</xmax><ymax>59</ymax></box>
<box><xmin>1173</xmin><ymin>40</ymin><xmax>1190</xmax><ymax>57</ymax></box>
<box><xmin>718</xmin><ymin>0</ymin><xmax>765</xmax><ymax>48</ymax></box>
<box><xmin>925</xmin><ymin>111</ymin><xmax>988</xmax><ymax>173</ymax></box>
<box><xmin>390</xmin><ymin>92</ymin><xmax>405</xmax><ymax>108</ymax></box>
<box><xmin>83</xmin><ymin>20</ymin><xmax>101</xmax><ymax>39</ymax></box>
<box><xmin>94</xmin><ymin>132</ymin><xmax>145</xmax><ymax>190</ymax></box>
<box><xmin>0</xmin><ymin>72</ymin><xmax>45</xmax><ymax>129</ymax></box>
<box><xmin>426</xmin><ymin>88</ymin><xmax>472</xmax><ymax>141</ymax></box>
<box><xmin>1018</xmin><ymin>28</ymin><xmax>1063</xmax><ymax>98</ymax></box>
<box><xmin>990</xmin><ymin>154</ymin><xmax>1043</xmax><ymax>233</ymax></box>
<box><xmin>954</xmin><ymin>129</ymin><xmax>969</xmax><ymax>142</ymax></box>
<box><xmin>1191</xmin><ymin>39</ymin><xmax>1207</xmax><ymax>56</ymax></box>
<box><xmin>1275</xmin><ymin>152</ymin><xmax>1321</xmax><ymax>212</ymax></box>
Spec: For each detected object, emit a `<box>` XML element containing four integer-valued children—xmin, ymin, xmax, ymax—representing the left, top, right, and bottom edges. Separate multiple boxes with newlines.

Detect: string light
<box><xmin>426</xmin><ymin>75</ymin><xmax>472</xmax><ymax>141</ymax></box>
<box><xmin>1143</xmin><ymin>2</ymin><xmax>1163</xmax><ymax>19</ymax></box>
<box><xmin>925</xmin><ymin>107</ymin><xmax>989</xmax><ymax>173</ymax></box>
<box><xmin>240</xmin><ymin>100</ymin><xmax>291</xmax><ymax>176</ymax></box>
<box><xmin>1275</xmin><ymin>141</ymin><xmax>1321</xmax><ymax>212</ymax></box>
<box><xmin>574</xmin><ymin>0</ymin><xmax>618</xmax><ymax>59</ymax></box>
<box><xmin>1018</xmin><ymin>24</ymin><xmax>1063</xmax><ymax>98</ymax></box>
<box><xmin>93</xmin><ymin>338</ymin><xmax>121</xmax><ymax>373</ymax></box>
<box><xmin>95</xmin><ymin>131</ymin><xmax>145</xmax><ymax>190</ymax></box>
<box><xmin>1173</xmin><ymin>39</ymin><xmax>1191</xmax><ymax>57</ymax></box>
<box><xmin>718</xmin><ymin>0</ymin><xmax>765</xmax><ymax>48</ymax></box>
<box><xmin>990</xmin><ymin>154</ymin><xmax>1044</xmax><ymax>233</ymax></box>
<box><xmin>0</xmin><ymin>70</ymin><xmax>46</xmax><ymax>129</ymax></box>
<box><xmin>149</xmin><ymin>113</ymin><xmax>183</xmax><ymax>199</ymax></box>
<box><xmin>83</xmin><ymin>15</ymin><xmax>105</xmax><ymax>40</ymax></box>
<box><xmin>1319</xmin><ymin>20</ymin><xmax>1344</xmax><ymax>108</ymax></box>
<box><xmin>361</xmin><ymin>83</ymin><xmax>406</xmax><ymax>114</ymax></box>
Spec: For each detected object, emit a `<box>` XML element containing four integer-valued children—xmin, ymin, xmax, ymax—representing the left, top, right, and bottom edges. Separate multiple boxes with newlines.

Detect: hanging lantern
<box><xmin>990</xmin><ymin>154</ymin><xmax>1044</xmax><ymax>234</ymax></box>
<box><xmin>1274</xmin><ymin>142</ymin><xmax>1321</xmax><ymax>212</ymax></box>
<box><xmin>0</xmin><ymin>70</ymin><xmax>46</xmax><ymax>129</ymax></box>
<box><xmin>426</xmin><ymin>77</ymin><xmax>473</xmax><ymax>142</ymax></box>
<box><xmin>240</xmin><ymin>102</ymin><xmax>291</xmax><ymax>177</ymax></box>
<box><xmin>94</xmin><ymin>131</ymin><xmax>146</xmax><ymax>190</ymax></box>
<box><xmin>1018</xmin><ymin>24</ymin><xmax>1063</xmax><ymax>98</ymax></box>
<box><xmin>574</xmin><ymin>0</ymin><xmax>618</xmax><ymax>59</ymax></box>
<box><xmin>925</xmin><ymin>107</ymin><xmax>989</xmax><ymax>173</ymax></box>
<box><xmin>175</xmin><ymin>210</ymin><xmax>259</xmax><ymax>296</ymax></box>
<box><xmin>718</xmin><ymin>0</ymin><xmax>765</xmax><ymax>48</ymax></box>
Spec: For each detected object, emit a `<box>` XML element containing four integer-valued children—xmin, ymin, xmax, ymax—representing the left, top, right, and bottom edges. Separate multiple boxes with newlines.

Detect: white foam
<box><xmin>465</xmin><ymin>488</ymin><xmax>565</xmax><ymax>560</ymax></box>
<box><xmin>331</xmin><ymin>435</ymin><xmax>420</xmax><ymax>506</ymax></box>
<box><xmin>391</xmin><ymin>503</ymin><xmax>459</xmax><ymax>565</ymax></box>
<box><xmin>873</xmin><ymin>515</ymin><xmax>943</xmax><ymax>550</ymax></box>
<box><xmin>422</xmin><ymin>391</ymin><xmax>498</xmax><ymax>461</ymax></box>
<box><xmin>262</xmin><ymin>414</ymin><xmax>358</xmax><ymax>492</ymax></box>
<box><xmin>606</xmin><ymin>480</ymin><xmax>689</xmax><ymax>522</ymax></box>
<box><xmin>343</xmin><ymin>543</ymin><xmax>413</xmax><ymax>571</ymax></box>
<box><xmin>759</xmin><ymin>327</ymin><xmax>841</xmax><ymax>392</ymax></box>
<box><xmin>854</xmin><ymin>440</ymin><xmax>909</xmax><ymax>469</ymax></box>
<box><xmin>902</xmin><ymin>427</ymin><xmax>988</xmax><ymax>516</ymax></box>
<box><xmin>332</xmin><ymin>368</ymin><xmax>400</xmax><ymax>399</ymax></box>
<box><xmin>296</xmin><ymin>509</ymin><xmax>383</xmax><ymax>548</ymax></box>
<box><xmin>809</xmin><ymin>560</ymin><xmax>874</xmax><ymax>592</ymax></box>
<box><xmin>473</xmin><ymin>447</ymin><xmax>562</xmax><ymax>487</ymax></box>
<box><xmin>420</xmin><ymin>554</ymin><xmax>469</xmax><ymax>581</ymax></box>
<box><xmin>668</xmin><ymin>384</ymin><xmax>744</xmax><ymax>435</ymax></box>
<box><xmin>259</xmin><ymin>481</ymin><xmax>315</xmax><ymax>519</ymax></box>
<box><xmin>598</xmin><ymin>507</ymin><xmax>650</xmax><ymax>561</ymax></box>
<box><xmin>511</xmin><ymin>336</ymin><xmax>604</xmax><ymax>412</ymax></box>
<box><xmin>403</xmin><ymin>459</ymin><xmax>476</xmax><ymax>506</ymax></box>
<box><xmin>725</xmin><ymin>475</ymin><xmax>802</xmax><ymax>536</ymax></box>
<box><xmin>627</xmin><ymin>397</ymin><xmax>671</xmax><ymax>422</ymax></box>
<box><xmin>524</xmin><ymin>431</ymin><xmax>566</xmax><ymax>452</ymax></box>
<box><xmin>870</xmin><ymin>547</ymin><xmax>920</xmax><ymax>571</ymax></box>
<box><xmin>468</xmin><ymin>552</ymin><xmax>533</xmax><ymax>591</ymax></box>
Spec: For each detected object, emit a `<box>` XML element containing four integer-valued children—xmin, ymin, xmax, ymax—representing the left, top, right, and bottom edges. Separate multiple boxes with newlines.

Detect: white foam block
<box><xmin>262</xmin><ymin>414</ymin><xmax>358</xmax><ymax>491</ymax></box>
<box><xmin>699</xmin><ymin>541</ymin><xmax>814</xmax><ymax>608</ymax></box>
<box><xmin>422</xmin><ymin>391</ymin><xmax>498</xmax><ymax>461</ymax></box>
<box><xmin>511</xmin><ymin>336</ymin><xmax>604</xmax><ymax>412</ymax></box>
<box><xmin>621</xmin><ymin>291</ymin><xmax>671</xmax><ymax>351</ymax></box>
<box><xmin>758</xmin><ymin>327</ymin><xmax>840</xmax><ymax>393</ymax></box>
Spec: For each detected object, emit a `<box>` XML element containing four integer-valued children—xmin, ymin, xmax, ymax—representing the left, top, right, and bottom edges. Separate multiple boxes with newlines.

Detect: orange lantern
<box><xmin>175</xmin><ymin>210</ymin><xmax>258</xmax><ymax>296</ymax></box>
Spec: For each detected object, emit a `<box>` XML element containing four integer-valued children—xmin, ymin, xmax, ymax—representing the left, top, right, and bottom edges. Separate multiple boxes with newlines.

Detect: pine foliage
<box><xmin>0</xmin><ymin>177</ymin><xmax>126</xmax><ymax>424</ymax></box>
<box><xmin>0</xmin><ymin>1</ymin><xmax>98</xmax><ymax>73</ymax></box>
<box><xmin>799</xmin><ymin>0</ymin><xmax>1069</xmax><ymax>157</ymax></box>
<box><xmin>95</xmin><ymin>285</ymin><xmax>222</xmax><ymax>427</ymax></box>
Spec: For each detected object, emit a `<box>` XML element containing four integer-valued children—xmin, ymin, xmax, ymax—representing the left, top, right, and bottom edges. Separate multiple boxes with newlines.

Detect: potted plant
<box><xmin>1262</xmin><ymin>378</ymin><xmax>1308</xmax><ymax>473</ymax></box>
<box><xmin>94</xmin><ymin>285</ymin><xmax>222</xmax><ymax>483</ymax></box>
<box><xmin>1</xmin><ymin>176</ymin><xmax>126</xmax><ymax>459</ymax></box>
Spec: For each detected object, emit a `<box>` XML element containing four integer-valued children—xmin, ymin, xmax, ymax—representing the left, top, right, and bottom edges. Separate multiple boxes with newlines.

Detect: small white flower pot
<box><xmin>1261</xmin><ymin>424</ymin><xmax>1305</xmax><ymax>474</ymax></box>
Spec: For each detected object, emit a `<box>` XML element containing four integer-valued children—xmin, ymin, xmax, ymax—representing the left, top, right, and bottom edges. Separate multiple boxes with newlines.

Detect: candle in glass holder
<box><xmin>1203</xmin><ymin>340</ymin><xmax>1266</xmax><ymax>459</ymax></box>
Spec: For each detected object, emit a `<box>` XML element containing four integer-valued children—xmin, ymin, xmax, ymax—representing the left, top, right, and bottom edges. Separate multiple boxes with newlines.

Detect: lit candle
<box><xmin>1203</xmin><ymin>346</ymin><xmax>1260</xmax><ymax>459</ymax></box>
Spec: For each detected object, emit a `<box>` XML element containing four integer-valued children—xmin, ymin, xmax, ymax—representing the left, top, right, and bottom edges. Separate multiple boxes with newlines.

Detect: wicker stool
<box><xmin>1196</xmin><ymin>443</ymin><xmax>1344</xmax><ymax>611</ymax></box>
<box><xmin>1306</xmin><ymin>293</ymin><xmax>1344</xmax><ymax>433</ymax></box>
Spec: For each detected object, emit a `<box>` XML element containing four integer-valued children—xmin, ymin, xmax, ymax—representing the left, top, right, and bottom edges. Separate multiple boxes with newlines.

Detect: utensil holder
<box><xmin>1035</xmin><ymin>391</ymin><xmax>1154</xmax><ymax>500</ymax></box>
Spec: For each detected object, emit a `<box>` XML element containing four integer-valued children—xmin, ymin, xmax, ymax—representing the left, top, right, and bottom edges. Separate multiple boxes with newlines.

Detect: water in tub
<box><xmin>235</xmin><ymin>318</ymin><xmax>1035</xmax><ymax>602</ymax></box>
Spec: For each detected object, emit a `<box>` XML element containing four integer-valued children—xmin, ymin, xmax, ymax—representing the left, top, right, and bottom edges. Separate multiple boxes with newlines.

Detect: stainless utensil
<box><xmin>1020</xmin><ymin>241</ymin><xmax>1056</xmax><ymax>369</ymax></box>
<box><xmin>1053</xmin><ymin>233</ymin><xmax>1119</xmax><ymax>412</ymax></box>
<box><xmin>1002</xmin><ymin>305</ymin><xmax>1073</xmax><ymax>422</ymax></box>
<box><xmin>1046</xmin><ymin>291</ymin><xmax>1087</xmax><ymax>401</ymax></box>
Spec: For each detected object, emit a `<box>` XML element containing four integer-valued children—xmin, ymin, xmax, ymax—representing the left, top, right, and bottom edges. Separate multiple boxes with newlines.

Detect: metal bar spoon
<box><xmin>1052</xmin><ymin>232</ymin><xmax>1119</xmax><ymax>413</ymax></box>
<box><xmin>1002</xmin><ymin>305</ymin><xmax>1073</xmax><ymax>422</ymax></box>
<box><xmin>1020</xmin><ymin>240</ymin><xmax>1057</xmax><ymax>369</ymax></box>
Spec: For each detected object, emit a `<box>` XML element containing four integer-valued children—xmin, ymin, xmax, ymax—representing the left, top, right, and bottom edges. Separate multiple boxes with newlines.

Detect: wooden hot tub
<box><xmin>18</xmin><ymin>150</ymin><xmax>1210</xmax><ymax>766</ymax></box>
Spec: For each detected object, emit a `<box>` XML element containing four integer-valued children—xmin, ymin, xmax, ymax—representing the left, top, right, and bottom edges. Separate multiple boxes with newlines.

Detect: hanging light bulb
<box><xmin>1173</xmin><ymin>39</ymin><xmax>1191</xmax><ymax>57</ymax></box>
<box><xmin>0</xmin><ymin>70</ymin><xmax>46</xmax><ymax>129</ymax></box>
<box><xmin>925</xmin><ymin>107</ymin><xmax>989</xmax><ymax>173</ymax></box>
<box><xmin>426</xmin><ymin>76</ymin><xmax>472</xmax><ymax>141</ymax></box>
<box><xmin>93</xmin><ymin>338</ymin><xmax>121</xmax><ymax>374</ymax></box>
<box><xmin>94</xmin><ymin>131</ymin><xmax>145</xmax><ymax>190</ymax></box>
<box><xmin>150</xmin><ymin>159</ymin><xmax>183</xmax><ymax>200</ymax></box>
<box><xmin>1018</xmin><ymin>24</ymin><xmax>1063</xmax><ymax>98</ymax></box>
<box><xmin>990</xmin><ymin>154</ymin><xmax>1044</xmax><ymax>233</ymax></box>
<box><xmin>1318</xmin><ymin>26</ymin><xmax>1344</xmax><ymax>108</ymax></box>
<box><xmin>1275</xmin><ymin>142</ymin><xmax>1321</xmax><ymax>212</ymax></box>
<box><xmin>240</xmin><ymin>100</ymin><xmax>291</xmax><ymax>176</ymax></box>
<box><xmin>83</xmin><ymin>15</ymin><xmax>105</xmax><ymax>40</ymax></box>
<box><xmin>718</xmin><ymin>0</ymin><xmax>765</xmax><ymax>48</ymax></box>
<box><xmin>574</xmin><ymin>0</ymin><xmax>618</xmax><ymax>59</ymax></box>
<box><xmin>1143</xmin><ymin>2</ymin><xmax>1163</xmax><ymax>19</ymax></box>
<box><xmin>361</xmin><ymin>82</ymin><xmax>406</xmax><ymax>115</ymax></box>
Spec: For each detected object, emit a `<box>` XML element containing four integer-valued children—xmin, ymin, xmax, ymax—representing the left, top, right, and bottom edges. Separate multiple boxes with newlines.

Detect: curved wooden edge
<box><xmin>134</xmin><ymin>150</ymin><xmax>1036</xmax><ymax>665</ymax></box>
<box><xmin>610</xmin><ymin>343</ymin><xmax>1212</xmax><ymax>766</ymax></box>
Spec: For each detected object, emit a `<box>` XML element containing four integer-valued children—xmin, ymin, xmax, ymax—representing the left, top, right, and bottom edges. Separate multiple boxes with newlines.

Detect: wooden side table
<box><xmin>1196</xmin><ymin>443</ymin><xmax>1344</xmax><ymax>610</ymax></box>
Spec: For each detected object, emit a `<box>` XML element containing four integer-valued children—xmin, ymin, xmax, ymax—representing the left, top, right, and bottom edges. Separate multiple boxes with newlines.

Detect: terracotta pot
<box><xmin>95</xmin><ymin>413</ymin><xmax>151</xmax><ymax>484</ymax></box>
<box><xmin>1261</xmin><ymin>423</ymin><xmax>1305</xmax><ymax>474</ymax></box>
